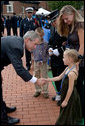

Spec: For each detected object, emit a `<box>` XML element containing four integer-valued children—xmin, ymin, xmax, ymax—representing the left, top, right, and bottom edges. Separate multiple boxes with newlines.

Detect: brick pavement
<box><xmin>2</xmin><ymin>52</ymin><xmax>60</xmax><ymax>125</ymax></box>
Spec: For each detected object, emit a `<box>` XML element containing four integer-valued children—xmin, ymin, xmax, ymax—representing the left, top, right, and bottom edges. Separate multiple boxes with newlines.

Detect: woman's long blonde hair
<box><xmin>58</xmin><ymin>5</ymin><xmax>84</xmax><ymax>37</ymax></box>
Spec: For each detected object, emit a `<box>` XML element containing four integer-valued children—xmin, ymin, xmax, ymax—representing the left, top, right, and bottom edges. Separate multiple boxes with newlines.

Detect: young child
<box><xmin>33</xmin><ymin>27</ymin><xmax>49</xmax><ymax>98</ymax></box>
<box><xmin>45</xmin><ymin>49</ymin><xmax>82</xmax><ymax>125</ymax></box>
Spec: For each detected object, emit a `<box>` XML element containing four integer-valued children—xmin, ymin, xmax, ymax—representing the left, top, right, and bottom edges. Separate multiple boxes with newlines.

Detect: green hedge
<box><xmin>48</xmin><ymin>1</ymin><xmax>84</xmax><ymax>10</ymax></box>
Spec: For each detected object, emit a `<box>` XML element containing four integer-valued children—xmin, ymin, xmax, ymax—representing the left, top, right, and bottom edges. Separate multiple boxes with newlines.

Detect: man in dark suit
<box><xmin>1</xmin><ymin>31</ymin><xmax>45</xmax><ymax>125</ymax></box>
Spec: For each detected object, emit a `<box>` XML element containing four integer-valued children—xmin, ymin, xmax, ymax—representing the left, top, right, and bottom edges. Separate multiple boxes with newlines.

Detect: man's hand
<box><xmin>36</xmin><ymin>78</ymin><xmax>46</xmax><ymax>86</ymax></box>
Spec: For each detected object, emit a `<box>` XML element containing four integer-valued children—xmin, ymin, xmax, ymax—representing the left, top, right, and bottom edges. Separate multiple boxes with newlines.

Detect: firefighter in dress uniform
<box><xmin>48</xmin><ymin>12</ymin><xmax>67</xmax><ymax>105</ymax></box>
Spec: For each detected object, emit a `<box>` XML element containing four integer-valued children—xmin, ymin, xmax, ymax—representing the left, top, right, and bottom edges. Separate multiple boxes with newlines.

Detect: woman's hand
<box><xmin>61</xmin><ymin>100</ymin><xmax>68</xmax><ymax>108</ymax></box>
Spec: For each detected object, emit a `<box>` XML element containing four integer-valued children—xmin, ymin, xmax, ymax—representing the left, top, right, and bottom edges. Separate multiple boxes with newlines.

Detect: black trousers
<box><xmin>51</xmin><ymin>64</ymin><xmax>65</xmax><ymax>92</ymax></box>
<box><xmin>7</xmin><ymin>28</ymin><xmax>11</xmax><ymax>36</ymax></box>
<box><xmin>76</xmin><ymin>66</ymin><xmax>84</xmax><ymax>117</ymax></box>
<box><xmin>12</xmin><ymin>27</ymin><xmax>17</xmax><ymax>36</ymax></box>
<box><xmin>25</xmin><ymin>49</ymin><xmax>31</xmax><ymax>70</ymax></box>
<box><xmin>1</xmin><ymin>76</ymin><xmax>8</xmax><ymax>120</ymax></box>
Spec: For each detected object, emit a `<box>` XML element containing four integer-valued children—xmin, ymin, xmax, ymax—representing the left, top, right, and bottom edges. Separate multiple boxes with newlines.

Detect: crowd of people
<box><xmin>1</xmin><ymin>13</ymin><xmax>22</xmax><ymax>36</ymax></box>
<box><xmin>1</xmin><ymin>5</ymin><xmax>84</xmax><ymax>125</ymax></box>
<box><xmin>1</xmin><ymin>8</ymin><xmax>50</xmax><ymax>37</ymax></box>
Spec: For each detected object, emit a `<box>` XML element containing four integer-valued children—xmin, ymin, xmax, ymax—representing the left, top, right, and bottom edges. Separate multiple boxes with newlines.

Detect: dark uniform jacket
<box><xmin>1</xmin><ymin>36</ymin><xmax>32</xmax><ymax>82</ymax></box>
<box><xmin>20</xmin><ymin>17</ymin><xmax>37</xmax><ymax>37</ymax></box>
<box><xmin>11</xmin><ymin>15</ymin><xmax>17</xmax><ymax>28</ymax></box>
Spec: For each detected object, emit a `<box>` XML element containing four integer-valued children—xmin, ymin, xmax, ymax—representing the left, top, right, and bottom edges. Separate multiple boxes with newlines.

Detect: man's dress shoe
<box><xmin>1</xmin><ymin>116</ymin><xmax>20</xmax><ymax>125</ymax></box>
<box><xmin>6</xmin><ymin>106</ymin><xmax>16</xmax><ymax>113</ymax></box>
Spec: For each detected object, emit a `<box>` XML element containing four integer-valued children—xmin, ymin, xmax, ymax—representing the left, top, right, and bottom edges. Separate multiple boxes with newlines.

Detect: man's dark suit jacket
<box><xmin>1</xmin><ymin>36</ymin><xmax>32</xmax><ymax>82</ymax></box>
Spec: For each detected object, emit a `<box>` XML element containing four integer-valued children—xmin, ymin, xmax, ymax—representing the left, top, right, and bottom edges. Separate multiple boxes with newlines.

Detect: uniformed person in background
<box><xmin>20</xmin><ymin>7</ymin><xmax>37</xmax><ymax>70</ymax></box>
<box><xmin>48</xmin><ymin>11</ymin><xmax>67</xmax><ymax>105</ymax></box>
<box><xmin>11</xmin><ymin>13</ymin><xmax>18</xmax><ymax>36</ymax></box>
<box><xmin>6</xmin><ymin>16</ymin><xmax>11</xmax><ymax>36</ymax></box>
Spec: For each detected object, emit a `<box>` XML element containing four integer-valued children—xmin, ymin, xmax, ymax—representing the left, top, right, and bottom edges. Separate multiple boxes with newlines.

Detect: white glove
<box><xmin>48</xmin><ymin>48</ymin><xmax>53</xmax><ymax>52</ymax></box>
<box><xmin>48</xmin><ymin>48</ymin><xmax>53</xmax><ymax>56</ymax></box>
<box><xmin>53</xmin><ymin>49</ymin><xmax>60</xmax><ymax>56</ymax></box>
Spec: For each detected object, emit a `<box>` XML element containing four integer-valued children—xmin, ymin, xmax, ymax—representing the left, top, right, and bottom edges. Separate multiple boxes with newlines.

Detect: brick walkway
<box><xmin>2</xmin><ymin>48</ymin><xmax>60</xmax><ymax>125</ymax></box>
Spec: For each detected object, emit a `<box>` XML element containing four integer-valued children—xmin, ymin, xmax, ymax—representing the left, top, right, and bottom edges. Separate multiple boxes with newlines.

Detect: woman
<box><xmin>57</xmin><ymin>5</ymin><xmax>84</xmax><ymax>117</ymax></box>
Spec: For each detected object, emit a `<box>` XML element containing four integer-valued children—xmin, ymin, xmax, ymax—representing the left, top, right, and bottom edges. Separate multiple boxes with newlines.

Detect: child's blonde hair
<box><xmin>58</xmin><ymin>5</ymin><xmax>84</xmax><ymax>37</ymax></box>
<box><xmin>64</xmin><ymin>49</ymin><xmax>81</xmax><ymax>63</ymax></box>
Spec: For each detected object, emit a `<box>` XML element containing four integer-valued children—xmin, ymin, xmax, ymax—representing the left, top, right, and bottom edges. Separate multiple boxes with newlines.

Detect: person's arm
<box><xmin>75</xmin><ymin>28</ymin><xmax>84</xmax><ymax>71</ymax></box>
<box><xmin>46</xmin><ymin>68</ymin><xmax>67</xmax><ymax>82</ymax></box>
<box><xmin>7</xmin><ymin>48</ymin><xmax>33</xmax><ymax>82</ymax></box>
<box><xmin>78</xmin><ymin>28</ymin><xmax>84</xmax><ymax>56</ymax></box>
<box><xmin>61</xmin><ymin>72</ymin><xmax>76</xmax><ymax>108</ymax></box>
<box><xmin>7</xmin><ymin>47</ymin><xmax>45</xmax><ymax>85</ymax></box>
